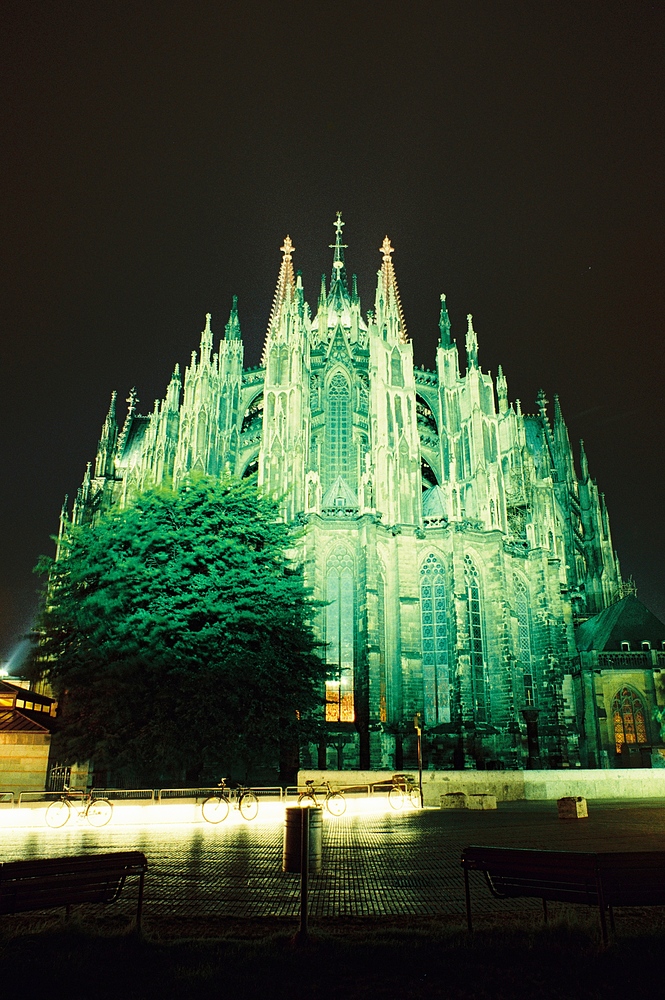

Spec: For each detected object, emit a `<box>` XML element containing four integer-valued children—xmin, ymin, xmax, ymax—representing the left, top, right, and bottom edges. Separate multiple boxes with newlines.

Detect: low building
<box><xmin>574</xmin><ymin>596</ymin><xmax>665</xmax><ymax>768</ymax></box>
<box><xmin>0</xmin><ymin>680</ymin><xmax>57</xmax><ymax>795</ymax></box>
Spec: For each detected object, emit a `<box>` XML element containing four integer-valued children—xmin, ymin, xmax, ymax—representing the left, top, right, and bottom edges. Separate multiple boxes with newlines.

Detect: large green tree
<box><xmin>36</xmin><ymin>474</ymin><xmax>324</xmax><ymax>785</ymax></box>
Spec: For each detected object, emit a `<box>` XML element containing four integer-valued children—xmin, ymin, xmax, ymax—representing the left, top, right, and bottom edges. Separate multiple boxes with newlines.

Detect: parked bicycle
<box><xmin>388</xmin><ymin>773</ymin><xmax>421</xmax><ymax>810</ymax></box>
<box><xmin>202</xmin><ymin>779</ymin><xmax>259</xmax><ymax>823</ymax></box>
<box><xmin>45</xmin><ymin>786</ymin><xmax>113</xmax><ymax>828</ymax></box>
<box><xmin>298</xmin><ymin>778</ymin><xmax>346</xmax><ymax>816</ymax></box>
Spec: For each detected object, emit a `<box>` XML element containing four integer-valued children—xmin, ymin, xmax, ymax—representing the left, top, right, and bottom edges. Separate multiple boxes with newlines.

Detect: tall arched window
<box><xmin>326</xmin><ymin>372</ymin><xmax>351</xmax><ymax>486</ymax></box>
<box><xmin>377</xmin><ymin>572</ymin><xmax>387</xmax><ymax>723</ymax></box>
<box><xmin>420</xmin><ymin>554</ymin><xmax>451</xmax><ymax>724</ymax></box>
<box><xmin>391</xmin><ymin>348</ymin><xmax>403</xmax><ymax>386</ymax></box>
<box><xmin>612</xmin><ymin>687</ymin><xmax>648</xmax><ymax>754</ymax></box>
<box><xmin>465</xmin><ymin>555</ymin><xmax>487</xmax><ymax>721</ymax></box>
<box><xmin>325</xmin><ymin>547</ymin><xmax>355</xmax><ymax>723</ymax></box>
<box><xmin>514</xmin><ymin>576</ymin><xmax>534</xmax><ymax>706</ymax></box>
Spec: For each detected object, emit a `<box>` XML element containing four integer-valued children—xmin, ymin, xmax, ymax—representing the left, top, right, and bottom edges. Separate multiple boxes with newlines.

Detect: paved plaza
<box><xmin>3</xmin><ymin>800</ymin><xmax>665</xmax><ymax>923</ymax></box>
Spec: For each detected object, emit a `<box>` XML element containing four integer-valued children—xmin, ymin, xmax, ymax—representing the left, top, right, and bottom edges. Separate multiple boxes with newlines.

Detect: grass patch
<box><xmin>3</xmin><ymin>911</ymin><xmax>665</xmax><ymax>998</ymax></box>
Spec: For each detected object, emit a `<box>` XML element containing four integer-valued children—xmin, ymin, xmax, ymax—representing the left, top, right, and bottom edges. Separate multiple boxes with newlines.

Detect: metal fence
<box><xmin>90</xmin><ymin>788</ymin><xmax>155</xmax><ymax>802</ymax></box>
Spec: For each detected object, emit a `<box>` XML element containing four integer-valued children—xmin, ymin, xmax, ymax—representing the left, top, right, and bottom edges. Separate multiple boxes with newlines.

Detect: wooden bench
<box><xmin>0</xmin><ymin>851</ymin><xmax>148</xmax><ymax>928</ymax></box>
<box><xmin>461</xmin><ymin>845</ymin><xmax>665</xmax><ymax>944</ymax></box>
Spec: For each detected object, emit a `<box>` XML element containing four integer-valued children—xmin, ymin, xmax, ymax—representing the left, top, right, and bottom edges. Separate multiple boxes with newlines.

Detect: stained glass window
<box><xmin>378</xmin><ymin>573</ymin><xmax>387</xmax><ymax>723</ymax></box>
<box><xmin>515</xmin><ymin>576</ymin><xmax>534</xmax><ymax>705</ymax></box>
<box><xmin>325</xmin><ymin>547</ymin><xmax>355</xmax><ymax>723</ymax></box>
<box><xmin>327</xmin><ymin>372</ymin><xmax>351</xmax><ymax>484</ymax></box>
<box><xmin>465</xmin><ymin>555</ymin><xmax>487</xmax><ymax>721</ymax></box>
<box><xmin>420</xmin><ymin>553</ymin><xmax>451</xmax><ymax>725</ymax></box>
<box><xmin>612</xmin><ymin>687</ymin><xmax>648</xmax><ymax>754</ymax></box>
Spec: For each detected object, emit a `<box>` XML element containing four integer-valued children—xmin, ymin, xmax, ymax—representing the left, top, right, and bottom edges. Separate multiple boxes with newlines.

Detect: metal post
<box><xmin>297</xmin><ymin>806</ymin><xmax>310</xmax><ymax>942</ymax></box>
<box><xmin>414</xmin><ymin>713</ymin><xmax>423</xmax><ymax>807</ymax></box>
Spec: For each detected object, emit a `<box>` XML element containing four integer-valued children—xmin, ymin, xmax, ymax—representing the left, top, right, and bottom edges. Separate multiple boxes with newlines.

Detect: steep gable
<box><xmin>575</xmin><ymin>595</ymin><xmax>665</xmax><ymax>652</ymax></box>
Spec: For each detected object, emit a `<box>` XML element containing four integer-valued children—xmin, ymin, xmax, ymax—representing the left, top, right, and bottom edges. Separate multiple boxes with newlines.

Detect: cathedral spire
<box><xmin>465</xmin><ymin>314</ymin><xmax>478</xmax><ymax>369</ymax></box>
<box><xmin>375</xmin><ymin>236</ymin><xmax>408</xmax><ymax>342</ymax></box>
<box><xmin>579</xmin><ymin>438</ymin><xmax>590</xmax><ymax>480</ymax></box>
<box><xmin>439</xmin><ymin>293</ymin><xmax>451</xmax><ymax>346</ymax></box>
<box><xmin>200</xmin><ymin>313</ymin><xmax>213</xmax><ymax>363</ymax></box>
<box><xmin>329</xmin><ymin>211</ymin><xmax>349</xmax><ymax>291</ymax></box>
<box><xmin>224</xmin><ymin>295</ymin><xmax>241</xmax><ymax>340</ymax></box>
<box><xmin>95</xmin><ymin>390</ymin><xmax>118</xmax><ymax>479</ymax></box>
<box><xmin>262</xmin><ymin>236</ymin><xmax>296</xmax><ymax>363</ymax></box>
<box><xmin>496</xmin><ymin>364</ymin><xmax>509</xmax><ymax>413</ymax></box>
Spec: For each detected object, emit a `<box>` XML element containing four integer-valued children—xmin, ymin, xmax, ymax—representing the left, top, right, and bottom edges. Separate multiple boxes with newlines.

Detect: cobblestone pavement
<box><xmin>3</xmin><ymin>800</ymin><xmax>665</xmax><ymax>921</ymax></box>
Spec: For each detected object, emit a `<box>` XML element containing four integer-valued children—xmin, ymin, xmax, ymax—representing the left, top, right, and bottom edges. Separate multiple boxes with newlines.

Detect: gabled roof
<box><xmin>321</xmin><ymin>476</ymin><xmax>358</xmax><ymax>509</ymax></box>
<box><xmin>0</xmin><ymin>710</ymin><xmax>50</xmax><ymax>734</ymax></box>
<box><xmin>422</xmin><ymin>485</ymin><xmax>448</xmax><ymax>519</ymax></box>
<box><xmin>575</xmin><ymin>595</ymin><xmax>665</xmax><ymax>652</ymax></box>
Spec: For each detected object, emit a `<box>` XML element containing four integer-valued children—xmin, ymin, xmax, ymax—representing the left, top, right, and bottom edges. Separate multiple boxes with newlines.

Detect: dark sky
<box><xmin>2</xmin><ymin>1</ymin><xmax>664</xmax><ymax>664</ymax></box>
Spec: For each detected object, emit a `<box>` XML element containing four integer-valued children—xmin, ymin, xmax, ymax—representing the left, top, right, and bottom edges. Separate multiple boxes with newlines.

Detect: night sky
<box><xmin>2</xmin><ymin>1</ymin><xmax>664</xmax><ymax>666</ymax></box>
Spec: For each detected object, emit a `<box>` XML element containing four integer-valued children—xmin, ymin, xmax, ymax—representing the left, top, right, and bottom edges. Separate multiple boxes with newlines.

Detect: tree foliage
<box><xmin>36</xmin><ymin>475</ymin><xmax>324</xmax><ymax>784</ymax></box>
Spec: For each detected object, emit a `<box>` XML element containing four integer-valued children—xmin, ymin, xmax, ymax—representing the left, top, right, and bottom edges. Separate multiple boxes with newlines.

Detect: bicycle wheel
<box><xmin>86</xmin><ymin>798</ymin><xmax>113</xmax><ymax>827</ymax></box>
<box><xmin>326</xmin><ymin>791</ymin><xmax>346</xmax><ymax>816</ymax></box>
<box><xmin>46</xmin><ymin>798</ymin><xmax>71</xmax><ymax>828</ymax></box>
<box><xmin>298</xmin><ymin>792</ymin><xmax>317</xmax><ymax>808</ymax></box>
<box><xmin>408</xmin><ymin>786</ymin><xmax>421</xmax><ymax>809</ymax></box>
<box><xmin>239</xmin><ymin>791</ymin><xmax>259</xmax><ymax>821</ymax></box>
<box><xmin>202</xmin><ymin>794</ymin><xmax>230</xmax><ymax>823</ymax></box>
<box><xmin>388</xmin><ymin>786</ymin><xmax>405</xmax><ymax>810</ymax></box>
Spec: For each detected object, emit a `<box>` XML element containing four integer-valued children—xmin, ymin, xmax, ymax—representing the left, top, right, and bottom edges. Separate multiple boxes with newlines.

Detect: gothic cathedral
<box><xmin>68</xmin><ymin>215</ymin><xmax>631</xmax><ymax>772</ymax></box>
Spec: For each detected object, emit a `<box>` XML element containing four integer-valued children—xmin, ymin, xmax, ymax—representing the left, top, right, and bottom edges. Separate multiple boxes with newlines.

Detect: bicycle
<box><xmin>298</xmin><ymin>778</ymin><xmax>346</xmax><ymax>816</ymax></box>
<box><xmin>202</xmin><ymin>779</ymin><xmax>259</xmax><ymax>823</ymax></box>
<box><xmin>388</xmin><ymin>773</ymin><xmax>421</xmax><ymax>810</ymax></box>
<box><xmin>45</xmin><ymin>787</ymin><xmax>113</xmax><ymax>828</ymax></box>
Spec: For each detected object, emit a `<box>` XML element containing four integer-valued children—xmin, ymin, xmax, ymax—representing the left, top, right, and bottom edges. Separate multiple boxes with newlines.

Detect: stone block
<box><xmin>440</xmin><ymin>791</ymin><xmax>468</xmax><ymax>809</ymax></box>
<box><xmin>467</xmin><ymin>793</ymin><xmax>497</xmax><ymax>810</ymax></box>
<box><xmin>557</xmin><ymin>795</ymin><xmax>588</xmax><ymax>819</ymax></box>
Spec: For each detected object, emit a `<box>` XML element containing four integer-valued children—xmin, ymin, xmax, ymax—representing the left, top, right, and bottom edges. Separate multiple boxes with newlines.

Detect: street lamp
<box><xmin>414</xmin><ymin>713</ymin><xmax>423</xmax><ymax>807</ymax></box>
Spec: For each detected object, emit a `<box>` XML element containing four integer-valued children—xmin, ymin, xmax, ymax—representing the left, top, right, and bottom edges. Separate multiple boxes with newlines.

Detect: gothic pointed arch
<box><xmin>420</xmin><ymin>552</ymin><xmax>452</xmax><ymax>725</ymax></box>
<box><xmin>241</xmin><ymin>391</ymin><xmax>263</xmax><ymax>435</ymax></box>
<box><xmin>612</xmin><ymin>686</ymin><xmax>649</xmax><ymax>754</ymax></box>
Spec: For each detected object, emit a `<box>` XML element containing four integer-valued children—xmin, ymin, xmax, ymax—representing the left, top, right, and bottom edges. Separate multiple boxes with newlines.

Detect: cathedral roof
<box><xmin>575</xmin><ymin>595</ymin><xmax>665</xmax><ymax>652</ymax></box>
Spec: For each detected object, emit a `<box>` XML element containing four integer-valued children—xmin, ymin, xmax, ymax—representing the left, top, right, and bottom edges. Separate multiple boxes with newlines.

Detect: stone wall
<box><xmin>0</xmin><ymin>732</ymin><xmax>51</xmax><ymax>794</ymax></box>
<box><xmin>299</xmin><ymin>768</ymin><xmax>665</xmax><ymax>806</ymax></box>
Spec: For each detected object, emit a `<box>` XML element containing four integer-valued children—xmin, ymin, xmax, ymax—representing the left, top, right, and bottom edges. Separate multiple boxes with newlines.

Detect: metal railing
<box><xmin>17</xmin><ymin>789</ymin><xmax>86</xmax><ymax>806</ymax></box>
<box><xmin>91</xmin><ymin>788</ymin><xmax>155</xmax><ymax>802</ymax></box>
<box><xmin>157</xmin><ymin>785</ymin><xmax>283</xmax><ymax>802</ymax></box>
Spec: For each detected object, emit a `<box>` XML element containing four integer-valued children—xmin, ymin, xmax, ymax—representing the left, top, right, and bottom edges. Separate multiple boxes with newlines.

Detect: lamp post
<box><xmin>414</xmin><ymin>713</ymin><xmax>423</xmax><ymax>807</ymax></box>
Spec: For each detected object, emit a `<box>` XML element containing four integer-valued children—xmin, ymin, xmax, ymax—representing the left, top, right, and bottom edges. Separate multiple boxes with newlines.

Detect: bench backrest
<box><xmin>0</xmin><ymin>851</ymin><xmax>148</xmax><ymax>915</ymax></box>
<box><xmin>462</xmin><ymin>846</ymin><xmax>665</xmax><ymax>906</ymax></box>
<box><xmin>462</xmin><ymin>846</ymin><xmax>600</xmax><ymax>903</ymax></box>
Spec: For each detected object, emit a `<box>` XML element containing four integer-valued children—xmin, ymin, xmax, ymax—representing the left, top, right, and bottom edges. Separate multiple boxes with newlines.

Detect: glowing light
<box><xmin>0</xmin><ymin>792</ymin><xmax>414</xmax><ymax>831</ymax></box>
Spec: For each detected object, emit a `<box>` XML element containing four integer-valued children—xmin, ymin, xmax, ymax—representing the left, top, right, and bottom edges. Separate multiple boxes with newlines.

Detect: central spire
<box><xmin>261</xmin><ymin>235</ymin><xmax>297</xmax><ymax>364</ymax></box>
<box><xmin>329</xmin><ymin>211</ymin><xmax>349</xmax><ymax>291</ymax></box>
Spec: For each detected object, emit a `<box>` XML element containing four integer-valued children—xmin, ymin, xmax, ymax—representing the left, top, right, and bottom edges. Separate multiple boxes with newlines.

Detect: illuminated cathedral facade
<box><xmin>67</xmin><ymin>215</ymin><xmax>646</xmax><ymax>772</ymax></box>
